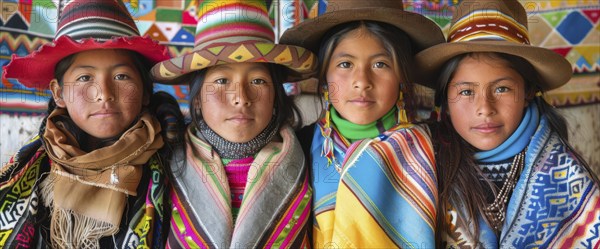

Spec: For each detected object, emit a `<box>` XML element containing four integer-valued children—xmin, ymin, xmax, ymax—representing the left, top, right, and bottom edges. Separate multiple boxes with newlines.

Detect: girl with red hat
<box><xmin>1</xmin><ymin>0</ymin><xmax>182</xmax><ymax>248</ymax></box>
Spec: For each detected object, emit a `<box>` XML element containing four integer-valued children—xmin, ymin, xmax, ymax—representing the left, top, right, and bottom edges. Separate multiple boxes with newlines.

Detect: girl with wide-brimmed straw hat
<box><xmin>415</xmin><ymin>0</ymin><xmax>600</xmax><ymax>247</ymax></box>
<box><xmin>280</xmin><ymin>0</ymin><xmax>445</xmax><ymax>247</ymax></box>
<box><xmin>150</xmin><ymin>1</ymin><xmax>317</xmax><ymax>247</ymax></box>
<box><xmin>0</xmin><ymin>0</ymin><xmax>183</xmax><ymax>248</ymax></box>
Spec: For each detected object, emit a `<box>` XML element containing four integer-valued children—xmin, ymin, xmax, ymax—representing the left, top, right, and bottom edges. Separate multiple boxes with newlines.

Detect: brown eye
<box><xmin>114</xmin><ymin>74</ymin><xmax>129</xmax><ymax>80</ymax></box>
<box><xmin>215</xmin><ymin>78</ymin><xmax>228</xmax><ymax>84</ymax></box>
<box><xmin>251</xmin><ymin>78</ymin><xmax>267</xmax><ymax>85</ymax></box>
<box><xmin>337</xmin><ymin>62</ymin><xmax>351</xmax><ymax>68</ymax></box>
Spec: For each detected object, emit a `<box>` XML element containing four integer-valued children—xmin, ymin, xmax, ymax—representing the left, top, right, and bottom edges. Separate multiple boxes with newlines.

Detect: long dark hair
<box><xmin>433</xmin><ymin>52</ymin><xmax>598</xmax><ymax>245</ymax></box>
<box><xmin>187</xmin><ymin>63</ymin><xmax>302</xmax><ymax>131</ymax></box>
<box><xmin>315</xmin><ymin>20</ymin><xmax>419</xmax><ymax>122</ymax></box>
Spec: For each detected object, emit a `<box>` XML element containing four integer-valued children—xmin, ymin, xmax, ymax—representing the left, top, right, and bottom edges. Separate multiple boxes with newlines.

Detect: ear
<box><xmin>50</xmin><ymin>79</ymin><xmax>66</xmax><ymax>108</ymax></box>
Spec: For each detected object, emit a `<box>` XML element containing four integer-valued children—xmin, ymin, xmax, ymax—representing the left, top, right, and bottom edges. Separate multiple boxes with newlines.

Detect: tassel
<box><xmin>321</xmin><ymin>86</ymin><xmax>336</xmax><ymax>168</ymax></box>
<box><xmin>396</xmin><ymin>91</ymin><xmax>409</xmax><ymax>124</ymax></box>
<box><xmin>50</xmin><ymin>208</ymin><xmax>118</xmax><ymax>249</ymax></box>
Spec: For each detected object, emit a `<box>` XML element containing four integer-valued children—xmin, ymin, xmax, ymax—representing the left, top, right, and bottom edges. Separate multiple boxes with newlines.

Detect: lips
<box><xmin>471</xmin><ymin>122</ymin><xmax>502</xmax><ymax>133</ymax></box>
<box><xmin>348</xmin><ymin>97</ymin><xmax>375</xmax><ymax>106</ymax></box>
<box><xmin>227</xmin><ymin>114</ymin><xmax>254</xmax><ymax>124</ymax></box>
<box><xmin>90</xmin><ymin>109</ymin><xmax>120</xmax><ymax>118</ymax></box>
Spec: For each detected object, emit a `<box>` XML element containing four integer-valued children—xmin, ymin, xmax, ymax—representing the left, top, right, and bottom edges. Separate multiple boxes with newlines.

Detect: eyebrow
<box><xmin>332</xmin><ymin>52</ymin><xmax>390</xmax><ymax>60</ymax></box>
<box><xmin>70</xmin><ymin>63</ymin><xmax>134</xmax><ymax>71</ymax></box>
<box><xmin>451</xmin><ymin>76</ymin><xmax>516</xmax><ymax>86</ymax></box>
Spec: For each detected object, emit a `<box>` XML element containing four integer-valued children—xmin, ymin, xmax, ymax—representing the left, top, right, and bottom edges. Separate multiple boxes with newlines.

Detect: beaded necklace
<box><xmin>484</xmin><ymin>147</ymin><xmax>526</xmax><ymax>231</ymax></box>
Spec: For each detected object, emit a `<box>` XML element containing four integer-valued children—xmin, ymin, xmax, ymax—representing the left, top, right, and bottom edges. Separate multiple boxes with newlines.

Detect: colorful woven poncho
<box><xmin>167</xmin><ymin>126</ymin><xmax>312</xmax><ymax>248</ymax></box>
<box><xmin>442</xmin><ymin>116</ymin><xmax>600</xmax><ymax>248</ymax></box>
<box><xmin>310</xmin><ymin>120</ymin><xmax>437</xmax><ymax>248</ymax></box>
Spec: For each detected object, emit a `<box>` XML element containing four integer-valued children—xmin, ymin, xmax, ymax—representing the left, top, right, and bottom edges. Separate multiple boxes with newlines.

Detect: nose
<box><xmin>476</xmin><ymin>92</ymin><xmax>496</xmax><ymax>117</ymax></box>
<box><xmin>352</xmin><ymin>67</ymin><xmax>373</xmax><ymax>90</ymax></box>
<box><xmin>95</xmin><ymin>78</ymin><xmax>116</xmax><ymax>102</ymax></box>
<box><xmin>232</xmin><ymin>82</ymin><xmax>252</xmax><ymax>106</ymax></box>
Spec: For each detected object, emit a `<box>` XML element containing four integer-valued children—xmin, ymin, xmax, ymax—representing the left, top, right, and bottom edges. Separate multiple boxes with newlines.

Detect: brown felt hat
<box><xmin>279</xmin><ymin>0</ymin><xmax>445</xmax><ymax>54</ymax></box>
<box><xmin>415</xmin><ymin>0</ymin><xmax>572</xmax><ymax>90</ymax></box>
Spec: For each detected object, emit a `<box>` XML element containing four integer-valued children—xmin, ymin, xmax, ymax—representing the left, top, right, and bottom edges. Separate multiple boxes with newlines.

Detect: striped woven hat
<box><xmin>3</xmin><ymin>0</ymin><xmax>170</xmax><ymax>89</ymax></box>
<box><xmin>151</xmin><ymin>0</ymin><xmax>317</xmax><ymax>85</ymax></box>
<box><xmin>415</xmin><ymin>0</ymin><xmax>572</xmax><ymax>90</ymax></box>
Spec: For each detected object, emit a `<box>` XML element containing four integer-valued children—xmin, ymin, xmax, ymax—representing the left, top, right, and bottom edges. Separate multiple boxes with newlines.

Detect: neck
<box><xmin>331</xmin><ymin>107</ymin><xmax>397</xmax><ymax>141</ymax></box>
<box><xmin>198</xmin><ymin>116</ymin><xmax>280</xmax><ymax>159</ymax></box>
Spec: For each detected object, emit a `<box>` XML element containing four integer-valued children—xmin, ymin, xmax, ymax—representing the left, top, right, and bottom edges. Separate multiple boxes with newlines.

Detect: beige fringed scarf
<box><xmin>40</xmin><ymin>108</ymin><xmax>164</xmax><ymax>248</ymax></box>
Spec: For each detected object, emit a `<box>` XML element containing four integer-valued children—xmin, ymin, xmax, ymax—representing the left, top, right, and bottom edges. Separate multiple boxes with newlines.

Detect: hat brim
<box><xmin>3</xmin><ymin>35</ymin><xmax>171</xmax><ymax>89</ymax></box>
<box><xmin>151</xmin><ymin>41</ymin><xmax>317</xmax><ymax>85</ymax></box>
<box><xmin>279</xmin><ymin>7</ymin><xmax>445</xmax><ymax>53</ymax></box>
<box><xmin>415</xmin><ymin>40</ymin><xmax>572</xmax><ymax>91</ymax></box>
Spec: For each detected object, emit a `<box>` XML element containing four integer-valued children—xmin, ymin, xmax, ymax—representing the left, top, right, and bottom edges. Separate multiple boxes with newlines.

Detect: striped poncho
<box><xmin>309</xmin><ymin>121</ymin><xmax>437</xmax><ymax>248</ymax></box>
<box><xmin>167</xmin><ymin>126</ymin><xmax>312</xmax><ymax>248</ymax></box>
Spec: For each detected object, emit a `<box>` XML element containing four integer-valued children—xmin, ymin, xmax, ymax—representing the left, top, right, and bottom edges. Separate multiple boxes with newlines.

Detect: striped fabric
<box><xmin>448</xmin><ymin>10</ymin><xmax>530</xmax><ymax>44</ymax></box>
<box><xmin>310</xmin><ymin>120</ymin><xmax>437</xmax><ymax>248</ymax></box>
<box><xmin>150</xmin><ymin>0</ymin><xmax>317</xmax><ymax>84</ymax></box>
<box><xmin>56</xmin><ymin>0</ymin><xmax>139</xmax><ymax>40</ymax></box>
<box><xmin>168</xmin><ymin>126</ymin><xmax>311</xmax><ymax>248</ymax></box>
<box><xmin>442</xmin><ymin>115</ymin><xmax>600</xmax><ymax>248</ymax></box>
<box><xmin>195</xmin><ymin>1</ymin><xmax>274</xmax><ymax>49</ymax></box>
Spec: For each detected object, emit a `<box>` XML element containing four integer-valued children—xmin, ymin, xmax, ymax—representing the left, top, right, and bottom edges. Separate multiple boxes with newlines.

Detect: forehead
<box><xmin>453</xmin><ymin>54</ymin><xmax>521</xmax><ymax>81</ymax></box>
<box><xmin>335</xmin><ymin>28</ymin><xmax>388</xmax><ymax>54</ymax></box>
<box><xmin>71</xmin><ymin>49</ymin><xmax>133</xmax><ymax>63</ymax></box>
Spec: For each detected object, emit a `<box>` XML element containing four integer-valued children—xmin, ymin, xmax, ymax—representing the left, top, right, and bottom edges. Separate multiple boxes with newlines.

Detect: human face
<box><xmin>51</xmin><ymin>49</ymin><xmax>146</xmax><ymax>139</ymax></box>
<box><xmin>326</xmin><ymin>27</ymin><xmax>400</xmax><ymax>125</ymax></box>
<box><xmin>447</xmin><ymin>53</ymin><xmax>528</xmax><ymax>151</ymax></box>
<box><xmin>199</xmin><ymin>62</ymin><xmax>275</xmax><ymax>143</ymax></box>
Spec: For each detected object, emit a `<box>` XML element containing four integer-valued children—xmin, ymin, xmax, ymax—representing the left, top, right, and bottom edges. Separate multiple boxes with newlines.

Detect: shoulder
<box><xmin>1</xmin><ymin>136</ymin><xmax>46</xmax><ymax>181</ymax></box>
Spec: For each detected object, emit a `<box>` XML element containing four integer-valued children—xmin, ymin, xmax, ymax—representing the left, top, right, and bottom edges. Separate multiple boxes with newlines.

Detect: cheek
<box><xmin>326</xmin><ymin>72</ymin><xmax>347</xmax><ymax>95</ymax></box>
<box><xmin>120</xmin><ymin>82</ymin><xmax>144</xmax><ymax>103</ymax></box>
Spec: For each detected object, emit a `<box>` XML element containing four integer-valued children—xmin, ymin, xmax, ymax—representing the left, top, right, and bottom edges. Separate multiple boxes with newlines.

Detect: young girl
<box><xmin>150</xmin><ymin>1</ymin><xmax>317</xmax><ymax>248</ymax></box>
<box><xmin>416</xmin><ymin>0</ymin><xmax>600</xmax><ymax>247</ymax></box>
<box><xmin>0</xmin><ymin>0</ymin><xmax>180</xmax><ymax>248</ymax></box>
<box><xmin>280</xmin><ymin>0</ymin><xmax>445</xmax><ymax>247</ymax></box>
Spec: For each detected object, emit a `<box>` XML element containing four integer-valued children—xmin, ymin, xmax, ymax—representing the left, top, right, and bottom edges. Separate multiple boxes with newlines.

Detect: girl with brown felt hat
<box><xmin>281</xmin><ymin>0</ymin><xmax>445</xmax><ymax>247</ymax></box>
<box><xmin>415</xmin><ymin>0</ymin><xmax>600</xmax><ymax>247</ymax></box>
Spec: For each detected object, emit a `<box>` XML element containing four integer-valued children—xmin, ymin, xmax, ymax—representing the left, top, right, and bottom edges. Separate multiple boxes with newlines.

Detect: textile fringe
<box><xmin>40</xmin><ymin>174</ymin><xmax>119</xmax><ymax>249</ymax></box>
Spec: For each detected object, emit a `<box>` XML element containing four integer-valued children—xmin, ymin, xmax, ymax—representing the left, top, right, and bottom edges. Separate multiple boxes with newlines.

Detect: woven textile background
<box><xmin>1</xmin><ymin>0</ymin><xmax>598</xmax><ymax>116</ymax></box>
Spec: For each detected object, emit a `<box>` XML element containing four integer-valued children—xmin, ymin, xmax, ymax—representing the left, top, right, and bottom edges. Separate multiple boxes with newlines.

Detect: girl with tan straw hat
<box><xmin>415</xmin><ymin>0</ymin><xmax>600</xmax><ymax>247</ymax></box>
<box><xmin>0</xmin><ymin>0</ymin><xmax>183</xmax><ymax>248</ymax></box>
<box><xmin>150</xmin><ymin>1</ymin><xmax>317</xmax><ymax>247</ymax></box>
<box><xmin>280</xmin><ymin>0</ymin><xmax>445</xmax><ymax>247</ymax></box>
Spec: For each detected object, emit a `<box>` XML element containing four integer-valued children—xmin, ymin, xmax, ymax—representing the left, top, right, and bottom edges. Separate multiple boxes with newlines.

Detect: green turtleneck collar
<box><xmin>330</xmin><ymin>107</ymin><xmax>396</xmax><ymax>141</ymax></box>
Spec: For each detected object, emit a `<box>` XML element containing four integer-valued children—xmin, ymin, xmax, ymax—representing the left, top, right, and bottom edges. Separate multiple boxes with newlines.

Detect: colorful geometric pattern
<box><xmin>1</xmin><ymin>0</ymin><xmax>597</xmax><ymax>115</ymax></box>
<box><xmin>152</xmin><ymin>0</ymin><xmax>317</xmax><ymax>84</ymax></box>
<box><xmin>153</xmin><ymin>42</ymin><xmax>316</xmax><ymax>83</ymax></box>
<box><xmin>442</xmin><ymin>116</ymin><xmax>600</xmax><ymax>248</ymax></box>
<box><xmin>0</xmin><ymin>135</ymin><xmax>169</xmax><ymax>248</ymax></box>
